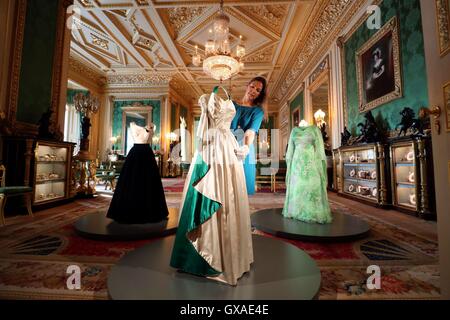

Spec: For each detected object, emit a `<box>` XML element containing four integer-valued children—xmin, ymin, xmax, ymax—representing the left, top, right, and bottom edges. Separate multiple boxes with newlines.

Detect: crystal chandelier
<box><xmin>192</xmin><ymin>0</ymin><xmax>245</xmax><ymax>81</ymax></box>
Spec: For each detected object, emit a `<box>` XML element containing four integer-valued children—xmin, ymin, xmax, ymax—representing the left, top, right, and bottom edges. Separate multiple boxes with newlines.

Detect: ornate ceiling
<box><xmin>69</xmin><ymin>0</ymin><xmax>357</xmax><ymax>108</ymax></box>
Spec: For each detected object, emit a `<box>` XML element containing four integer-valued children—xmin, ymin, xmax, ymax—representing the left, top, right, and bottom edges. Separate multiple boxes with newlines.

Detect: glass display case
<box><xmin>337</xmin><ymin>143</ymin><xmax>388</xmax><ymax>206</ymax></box>
<box><xmin>389</xmin><ymin>136</ymin><xmax>434</xmax><ymax>218</ymax></box>
<box><xmin>33</xmin><ymin>140</ymin><xmax>74</xmax><ymax>205</ymax></box>
<box><xmin>390</xmin><ymin>140</ymin><xmax>418</xmax><ymax>211</ymax></box>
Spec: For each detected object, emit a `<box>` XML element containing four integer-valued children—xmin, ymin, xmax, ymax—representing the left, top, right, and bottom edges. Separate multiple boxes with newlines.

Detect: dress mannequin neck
<box><xmin>298</xmin><ymin>120</ymin><xmax>309</xmax><ymax>127</ymax></box>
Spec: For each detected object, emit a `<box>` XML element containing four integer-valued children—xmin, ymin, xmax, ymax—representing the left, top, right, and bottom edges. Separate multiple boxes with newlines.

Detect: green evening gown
<box><xmin>282</xmin><ymin>125</ymin><xmax>332</xmax><ymax>224</ymax></box>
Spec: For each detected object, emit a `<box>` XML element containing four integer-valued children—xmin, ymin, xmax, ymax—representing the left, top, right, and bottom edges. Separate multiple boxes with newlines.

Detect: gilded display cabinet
<box><xmin>389</xmin><ymin>136</ymin><xmax>434</xmax><ymax>218</ymax></box>
<box><xmin>33</xmin><ymin>140</ymin><xmax>75</xmax><ymax>205</ymax></box>
<box><xmin>337</xmin><ymin>143</ymin><xmax>389</xmax><ymax>206</ymax></box>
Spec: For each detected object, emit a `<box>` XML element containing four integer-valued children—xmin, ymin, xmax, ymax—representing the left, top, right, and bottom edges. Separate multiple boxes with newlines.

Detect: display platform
<box><xmin>108</xmin><ymin>234</ymin><xmax>321</xmax><ymax>300</ymax></box>
<box><xmin>251</xmin><ymin>208</ymin><xmax>370</xmax><ymax>242</ymax></box>
<box><xmin>74</xmin><ymin>207</ymin><xmax>178</xmax><ymax>241</ymax></box>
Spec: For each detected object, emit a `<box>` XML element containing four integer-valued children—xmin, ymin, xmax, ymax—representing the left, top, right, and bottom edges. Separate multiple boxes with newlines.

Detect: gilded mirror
<box><xmin>122</xmin><ymin>105</ymin><xmax>153</xmax><ymax>155</ymax></box>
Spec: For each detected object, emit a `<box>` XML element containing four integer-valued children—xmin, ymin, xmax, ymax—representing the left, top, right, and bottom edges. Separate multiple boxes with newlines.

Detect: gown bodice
<box><xmin>198</xmin><ymin>92</ymin><xmax>236</xmax><ymax>133</ymax></box>
<box><xmin>130</xmin><ymin>122</ymin><xmax>154</xmax><ymax>144</ymax></box>
<box><xmin>292</xmin><ymin>126</ymin><xmax>316</xmax><ymax>151</ymax></box>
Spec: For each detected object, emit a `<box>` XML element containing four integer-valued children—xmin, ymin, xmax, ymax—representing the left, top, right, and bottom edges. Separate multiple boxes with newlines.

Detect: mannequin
<box><xmin>282</xmin><ymin>123</ymin><xmax>332</xmax><ymax>224</ymax></box>
<box><xmin>106</xmin><ymin>122</ymin><xmax>169</xmax><ymax>224</ymax></box>
<box><xmin>299</xmin><ymin>119</ymin><xmax>309</xmax><ymax>127</ymax></box>
<box><xmin>170</xmin><ymin>86</ymin><xmax>253</xmax><ymax>286</ymax></box>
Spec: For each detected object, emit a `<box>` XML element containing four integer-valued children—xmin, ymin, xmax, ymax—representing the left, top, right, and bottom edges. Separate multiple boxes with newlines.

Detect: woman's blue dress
<box><xmin>230</xmin><ymin>101</ymin><xmax>264</xmax><ymax>195</ymax></box>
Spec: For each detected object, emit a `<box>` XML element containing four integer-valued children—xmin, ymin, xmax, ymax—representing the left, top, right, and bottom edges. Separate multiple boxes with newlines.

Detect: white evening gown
<box><xmin>170</xmin><ymin>87</ymin><xmax>253</xmax><ymax>285</ymax></box>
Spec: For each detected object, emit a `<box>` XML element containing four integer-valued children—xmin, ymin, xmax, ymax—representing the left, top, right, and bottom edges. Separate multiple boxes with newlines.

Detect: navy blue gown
<box><xmin>106</xmin><ymin>144</ymin><xmax>168</xmax><ymax>224</ymax></box>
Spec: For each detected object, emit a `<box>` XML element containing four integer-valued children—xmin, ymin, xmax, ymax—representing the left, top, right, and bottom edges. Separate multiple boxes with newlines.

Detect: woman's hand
<box><xmin>235</xmin><ymin>145</ymin><xmax>249</xmax><ymax>161</ymax></box>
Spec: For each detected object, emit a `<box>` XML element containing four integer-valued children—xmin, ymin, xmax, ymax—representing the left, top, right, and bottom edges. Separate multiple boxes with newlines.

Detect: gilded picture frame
<box><xmin>444</xmin><ymin>81</ymin><xmax>450</xmax><ymax>132</ymax></box>
<box><xmin>435</xmin><ymin>0</ymin><xmax>450</xmax><ymax>57</ymax></box>
<box><xmin>121</xmin><ymin>103</ymin><xmax>153</xmax><ymax>154</ymax></box>
<box><xmin>356</xmin><ymin>16</ymin><xmax>402</xmax><ymax>113</ymax></box>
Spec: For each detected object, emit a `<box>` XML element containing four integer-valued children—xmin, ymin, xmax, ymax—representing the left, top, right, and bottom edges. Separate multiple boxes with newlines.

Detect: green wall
<box><xmin>112</xmin><ymin>100</ymin><xmax>161</xmax><ymax>150</ymax></box>
<box><xmin>17</xmin><ymin>0</ymin><xmax>59</xmax><ymax>124</ymax></box>
<box><xmin>344</xmin><ymin>0</ymin><xmax>429</xmax><ymax>135</ymax></box>
<box><xmin>289</xmin><ymin>90</ymin><xmax>304</xmax><ymax>129</ymax></box>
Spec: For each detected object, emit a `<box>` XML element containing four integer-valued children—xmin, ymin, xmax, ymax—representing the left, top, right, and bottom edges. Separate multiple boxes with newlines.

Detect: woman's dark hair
<box><xmin>248</xmin><ymin>76</ymin><xmax>267</xmax><ymax>106</ymax></box>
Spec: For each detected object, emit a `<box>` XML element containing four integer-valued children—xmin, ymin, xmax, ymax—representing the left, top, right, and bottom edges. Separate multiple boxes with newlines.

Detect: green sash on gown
<box><xmin>169</xmin><ymin>154</ymin><xmax>222</xmax><ymax>276</ymax></box>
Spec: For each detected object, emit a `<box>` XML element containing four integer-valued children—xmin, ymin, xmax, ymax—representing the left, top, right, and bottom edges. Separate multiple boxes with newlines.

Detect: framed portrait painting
<box><xmin>356</xmin><ymin>16</ymin><xmax>402</xmax><ymax>113</ymax></box>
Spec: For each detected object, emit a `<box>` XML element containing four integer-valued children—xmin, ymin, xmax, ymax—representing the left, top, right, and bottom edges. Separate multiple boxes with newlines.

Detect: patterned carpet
<box><xmin>0</xmin><ymin>187</ymin><xmax>440</xmax><ymax>300</ymax></box>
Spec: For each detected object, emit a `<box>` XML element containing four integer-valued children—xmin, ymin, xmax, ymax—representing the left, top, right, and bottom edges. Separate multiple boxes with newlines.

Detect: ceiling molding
<box><xmin>70</xmin><ymin>0</ymin><xmax>364</xmax><ymax>110</ymax></box>
<box><xmin>106</xmin><ymin>72</ymin><xmax>175</xmax><ymax>88</ymax></box>
<box><xmin>103</xmin><ymin>87</ymin><xmax>170</xmax><ymax>95</ymax></box>
<box><xmin>68</xmin><ymin>54</ymin><xmax>107</xmax><ymax>87</ymax></box>
<box><xmin>273</xmin><ymin>0</ymin><xmax>357</xmax><ymax>102</ymax></box>
<box><xmin>279</xmin><ymin>0</ymin><xmax>368</xmax><ymax>107</ymax></box>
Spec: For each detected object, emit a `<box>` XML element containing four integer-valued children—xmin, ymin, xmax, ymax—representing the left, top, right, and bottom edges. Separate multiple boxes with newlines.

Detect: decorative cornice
<box><xmin>106</xmin><ymin>72</ymin><xmax>174</xmax><ymax>87</ymax></box>
<box><xmin>309</xmin><ymin>55</ymin><xmax>329</xmax><ymax>85</ymax></box>
<box><xmin>170</xmin><ymin>75</ymin><xmax>197</xmax><ymax>104</ymax></box>
<box><xmin>278</xmin><ymin>0</ymin><xmax>371</xmax><ymax>109</ymax></box>
<box><xmin>69</xmin><ymin>56</ymin><xmax>107</xmax><ymax>86</ymax></box>
<box><xmin>104</xmin><ymin>88</ymin><xmax>167</xmax><ymax>97</ymax></box>
<box><xmin>276</xmin><ymin>0</ymin><xmax>353</xmax><ymax>101</ymax></box>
